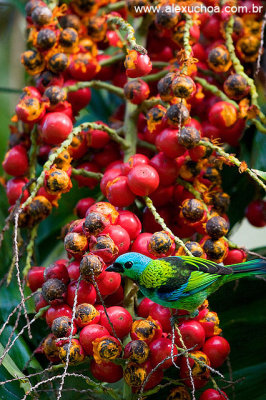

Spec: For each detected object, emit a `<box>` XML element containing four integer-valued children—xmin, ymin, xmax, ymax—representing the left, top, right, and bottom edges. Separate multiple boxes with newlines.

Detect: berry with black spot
<box><xmin>223</xmin><ymin>73</ymin><xmax>250</xmax><ymax>100</ymax></box>
<box><xmin>172</xmin><ymin>75</ymin><xmax>196</xmax><ymax>99</ymax></box>
<box><xmin>155</xmin><ymin>4</ymin><xmax>179</xmax><ymax>28</ymax></box>
<box><xmin>131</xmin><ymin>317</ymin><xmax>162</xmax><ymax>343</ymax></box>
<box><xmin>47</xmin><ymin>53</ymin><xmax>69</xmax><ymax>74</ymax></box>
<box><xmin>59</xmin><ymin>339</ymin><xmax>85</xmax><ymax>364</ymax></box>
<box><xmin>124</xmin><ymin>79</ymin><xmax>150</xmax><ymax>105</ymax></box>
<box><xmin>124</xmin><ymin>362</ymin><xmax>147</xmax><ymax>387</ymax></box>
<box><xmin>36</xmin><ymin>28</ymin><xmax>57</xmax><ymax>50</ymax></box>
<box><xmin>43</xmin><ymin>86</ymin><xmax>67</xmax><ymax>106</ymax></box>
<box><xmin>124</xmin><ymin>340</ymin><xmax>150</xmax><ymax>364</ymax></box>
<box><xmin>51</xmin><ymin>316</ymin><xmax>77</xmax><ymax>338</ymax></box>
<box><xmin>202</xmin><ymin>237</ymin><xmax>228</xmax><ymax>263</ymax></box>
<box><xmin>178</xmin><ymin>126</ymin><xmax>200</xmax><ymax>149</ymax></box>
<box><xmin>148</xmin><ymin>231</ymin><xmax>175</xmax><ymax>257</ymax></box>
<box><xmin>31</xmin><ymin>6</ymin><xmax>52</xmax><ymax>26</ymax></box>
<box><xmin>181</xmin><ymin>199</ymin><xmax>205</xmax><ymax>223</ymax></box>
<box><xmin>79</xmin><ymin>253</ymin><xmax>105</xmax><ymax>281</ymax></box>
<box><xmin>208</xmin><ymin>46</ymin><xmax>232</xmax><ymax>73</ymax></box>
<box><xmin>166</xmin><ymin>103</ymin><xmax>190</xmax><ymax>126</ymax></box>
<box><xmin>92</xmin><ymin>335</ymin><xmax>122</xmax><ymax>363</ymax></box>
<box><xmin>157</xmin><ymin>72</ymin><xmax>175</xmax><ymax>101</ymax></box>
<box><xmin>43</xmin><ymin>334</ymin><xmax>60</xmax><ymax>362</ymax></box>
<box><xmin>206</xmin><ymin>216</ymin><xmax>229</xmax><ymax>240</ymax></box>
<box><xmin>21</xmin><ymin>50</ymin><xmax>45</xmax><ymax>75</ymax></box>
<box><xmin>42</xmin><ymin>278</ymin><xmax>66</xmax><ymax>305</ymax></box>
<box><xmin>64</xmin><ymin>232</ymin><xmax>88</xmax><ymax>259</ymax></box>
<box><xmin>83</xmin><ymin>212</ymin><xmax>110</xmax><ymax>236</ymax></box>
<box><xmin>59</xmin><ymin>28</ymin><xmax>79</xmax><ymax>51</ymax></box>
<box><xmin>75</xmin><ymin>303</ymin><xmax>100</xmax><ymax>328</ymax></box>
<box><xmin>180</xmin><ymin>351</ymin><xmax>211</xmax><ymax>389</ymax></box>
<box><xmin>176</xmin><ymin>241</ymin><xmax>206</xmax><ymax>258</ymax></box>
<box><xmin>44</xmin><ymin>168</ymin><xmax>72</xmax><ymax>195</ymax></box>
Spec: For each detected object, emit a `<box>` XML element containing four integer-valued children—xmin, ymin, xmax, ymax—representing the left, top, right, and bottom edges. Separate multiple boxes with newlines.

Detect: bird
<box><xmin>106</xmin><ymin>252</ymin><xmax>266</xmax><ymax>316</ymax></box>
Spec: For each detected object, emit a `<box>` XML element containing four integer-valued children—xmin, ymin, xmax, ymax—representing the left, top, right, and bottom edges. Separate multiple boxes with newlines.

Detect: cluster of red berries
<box><xmin>1</xmin><ymin>0</ymin><xmax>265</xmax><ymax>398</ymax></box>
<box><xmin>27</xmin><ymin>244</ymin><xmax>230</xmax><ymax>398</ymax></box>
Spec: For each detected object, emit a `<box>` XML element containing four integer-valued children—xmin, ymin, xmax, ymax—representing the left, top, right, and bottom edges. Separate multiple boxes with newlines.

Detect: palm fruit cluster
<box><xmin>27</xmin><ymin>200</ymin><xmax>231</xmax><ymax>396</ymax></box>
<box><xmin>1</xmin><ymin>0</ymin><xmax>266</xmax><ymax>398</ymax></box>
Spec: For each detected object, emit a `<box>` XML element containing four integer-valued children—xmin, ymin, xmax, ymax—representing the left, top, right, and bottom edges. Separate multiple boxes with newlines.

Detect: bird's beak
<box><xmin>106</xmin><ymin>263</ymin><xmax>123</xmax><ymax>273</ymax></box>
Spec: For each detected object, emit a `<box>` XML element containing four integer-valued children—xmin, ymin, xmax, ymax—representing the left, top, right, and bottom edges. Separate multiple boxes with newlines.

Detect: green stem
<box><xmin>107</xmin><ymin>15</ymin><xmax>147</xmax><ymax>54</ymax></box>
<box><xmin>102</xmin><ymin>0</ymin><xmax>125</xmax><ymax>13</ymax></box>
<box><xmin>199</xmin><ymin>140</ymin><xmax>266</xmax><ymax>192</ymax></box>
<box><xmin>71</xmin><ymin>168</ymin><xmax>103</xmax><ymax>180</ymax></box>
<box><xmin>23</xmin><ymin>224</ymin><xmax>39</xmax><ymax>277</ymax></box>
<box><xmin>99</xmin><ymin>52</ymin><xmax>125</xmax><ymax>67</ymax></box>
<box><xmin>0</xmin><ymin>87</ymin><xmax>21</xmax><ymax>94</ymax></box>
<box><xmin>66</xmin><ymin>80</ymin><xmax>124</xmax><ymax>98</ymax></box>
<box><xmin>194</xmin><ymin>77</ymin><xmax>239</xmax><ymax>110</ymax></box>
<box><xmin>225</xmin><ymin>16</ymin><xmax>266</xmax><ymax>123</ymax></box>
<box><xmin>137</xmin><ymin>139</ymin><xmax>156</xmax><ymax>152</ymax></box>
<box><xmin>142</xmin><ymin>69</ymin><xmax>168</xmax><ymax>83</ymax></box>
<box><xmin>28</xmin><ymin>128</ymin><xmax>38</xmax><ymax>193</ymax></box>
<box><xmin>123</xmin><ymin>102</ymin><xmax>139</xmax><ymax>161</ymax></box>
<box><xmin>21</xmin><ymin>123</ymin><xmax>128</xmax><ymax>211</ymax></box>
<box><xmin>182</xmin><ymin>13</ymin><xmax>193</xmax><ymax>74</ymax></box>
<box><xmin>144</xmin><ymin>196</ymin><xmax>194</xmax><ymax>257</ymax></box>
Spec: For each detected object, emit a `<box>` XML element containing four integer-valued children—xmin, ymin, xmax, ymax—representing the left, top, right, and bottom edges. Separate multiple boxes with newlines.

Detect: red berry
<box><xmin>124</xmin><ymin>79</ymin><xmax>150</xmax><ymax>105</ymax></box>
<box><xmin>131</xmin><ymin>233</ymin><xmax>154</xmax><ymax>258</ymax></box>
<box><xmin>72</xmin><ymin>162</ymin><xmax>101</xmax><ymax>188</ymax></box>
<box><xmin>245</xmin><ymin>199</ymin><xmax>266</xmax><ymax>227</ymax></box>
<box><xmin>223</xmin><ymin>249</ymin><xmax>247</xmax><ymax>265</ymax></box>
<box><xmin>200</xmin><ymin>389</ymin><xmax>228</xmax><ymax>400</ymax></box>
<box><xmin>122</xmin><ymin>154</ymin><xmax>150</xmax><ymax>175</ymax></box>
<box><xmin>155</xmin><ymin>128</ymin><xmax>186</xmax><ymax>159</ymax></box>
<box><xmin>100</xmin><ymin>306</ymin><xmax>133</xmax><ymax>339</ymax></box>
<box><xmin>96</xmin><ymin>271</ymin><xmax>121</xmax><ymax>296</ymax></box>
<box><xmin>67</xmin><ymin>261</ymin><xmax>80</xmax><ymax>281</ymax></box>
<box><xmin>102</xmin><ymin>225</ymin><xmax>131</xmax><ymax>255</ymax></box>
<box><xmin>203</xmin><ymin>336</ymin><xmax>230</xmax><ymax>368</ymax></box>
<box><xmin>100</xmin><ymin>168</ymin><xmax>122</xmax><ymax>197</ymax></box>
<box><xmin>45</xmin><ymin>304</ymin><xmax>72</xmax><ymax>327</ymax></box>
<box><xmin>64</xmin><ymin>79</ymin><xmax>91</xmax><ymax>114</ymax></box>
<box><xmin>80</xmin><ymin>324</ymin><xmax>109</xmax><ymax>355</ymax></box>
<box><xmin>66</xmin><ymin>280</ymin><xmax>97</xmax><ymax>307</ymax></box>
<box><xmin>141</xmin><ymin>360</ymin><xmax>164</xmax><ymax>390</ymax></box>
<box><xmin>175</xmin><ymin>320</ymin><xmax>206</xmax><ymax>350</ymax></box>
<box><xmin>87</xmin><ymin>122</ymin><xmax>110</xmax><ymax>149</ymax></box>
<box><xmin>27</xmin><ymin>266</ymin><xmax>45</xmax><ymax>292</ymax></box>
<box><xmin>150</xmin><ymin>152</ymin><xmax>178</xmax><ymax>186</ymax></box>
<box><xmin>104</xmin><ymin>285</ymin><xmax>124</xmax><ymax>307</ymax></box>
<box><xmin>127</xmin><ymin>165</ymin><xmax>159</xmax><ymax>196</ymax></box>
<box><xmin>149</xmin><ymin>303</ymin><xmax>172</xmax><ymax>333</ymax></box>
<box><xmin>117</xmin><ymin>210</ymin><xmax>142</xmax><ymax>240</ymax></box>
<box><xmin>149</xmin><ymin>338</ymin><xmax>178</xmax><ymax>369</ymax></box>
<box><xmin>2</xmin><ymin>145</ymin><xmax>29</xmax><ymax>177</ymax></box>
<box><xmin>90</xmin><ymin>360</ymin><xmax>123</xmax><ymax>383</ymax></box>
<box><xmin>137</xmin><ymin>298</ymin><xmax>156</xmax><ymax>318</ymax></box>
<box><xmin>208</xmin><ymin>101</ymin><xmax>237</xmax><ymax>130</ymax></box>
<box><xmin>106</xmin><ymin>176</ymin><xmax>135</xmax><ymax>207</ymax></box>
<box><xmin>44</xmin><ymin>263</ymin><xmax>69</xmax><ymax>285</ymax></box>
<box><xmin>75</xmin><ymin>197</ymin><xmax>95</xmax><ymax>218</ymax></box>
<box><xmin>6</xmin><ymin>177</ymin><xmax>29</xmax><ymax>206</ymax></box>
<box><xmin>125</xmin><ymin>51</ymin><xmax>152</xmax><ymax>78</ymax></box>
<box><xmin>40</xmin><ymin>112</ymin><xmax>73</xmax><ymax>145</ymax></box>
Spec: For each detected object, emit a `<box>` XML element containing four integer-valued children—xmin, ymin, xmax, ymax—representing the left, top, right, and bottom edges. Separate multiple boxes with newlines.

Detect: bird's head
<box><xmin>106</xmin><ymin>252</ymin><xmax>151</xmax><ymax>281</ymax></box>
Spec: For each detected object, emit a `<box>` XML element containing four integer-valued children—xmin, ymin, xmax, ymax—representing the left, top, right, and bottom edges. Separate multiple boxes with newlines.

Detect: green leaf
<box><xmin>251</xmin><ymin>169</ymin><xmax>266</xmax><ymax>182</ymax></box>
<box><xmin>0</xmin><ymin>343</ymin><xmax>31</xmax><ymax>394</ymax></box>
<box><xmin>250</xmin><ymin>130</ymin><xmax>266</xmax><ymax>171</ymax></box>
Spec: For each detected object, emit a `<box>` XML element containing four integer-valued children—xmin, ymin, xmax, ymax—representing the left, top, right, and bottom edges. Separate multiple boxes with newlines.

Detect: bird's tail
<box><xmin>228</xmin><ymin>258</ymin><xmax>266</xmax><ymax>280</ymax></box>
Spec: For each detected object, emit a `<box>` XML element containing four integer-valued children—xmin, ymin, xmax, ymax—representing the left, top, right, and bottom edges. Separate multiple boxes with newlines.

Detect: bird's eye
<box><xmin>124</xmin><ymin>261</ymin><xmax>133</xmax><ymax>269</ymax></box>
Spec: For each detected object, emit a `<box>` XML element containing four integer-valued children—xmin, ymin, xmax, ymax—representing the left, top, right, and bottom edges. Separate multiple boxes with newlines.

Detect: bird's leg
<box><xmin>170</xmin><ymin>309</ymin><xmax>199</xmax><ymax>327</ymax></box>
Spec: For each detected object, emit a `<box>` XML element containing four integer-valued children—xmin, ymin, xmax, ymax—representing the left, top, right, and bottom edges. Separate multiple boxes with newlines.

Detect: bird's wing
<box><xmin>155</xmin><ymin>256</ymin><xmax>233</xmax><ymax>302</ymax></box>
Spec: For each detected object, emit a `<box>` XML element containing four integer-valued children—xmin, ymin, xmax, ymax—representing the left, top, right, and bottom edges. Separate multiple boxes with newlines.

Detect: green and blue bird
<box><xmin>106</xmin><ymin>252</ymin><xmax>266</xmax><ymax>314</ymax></box>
